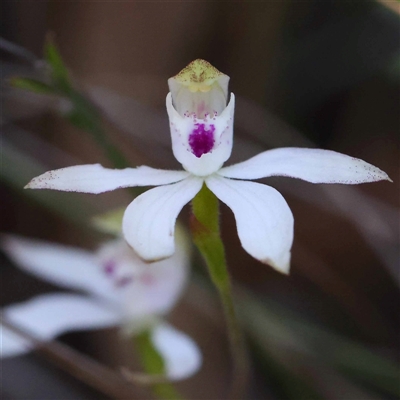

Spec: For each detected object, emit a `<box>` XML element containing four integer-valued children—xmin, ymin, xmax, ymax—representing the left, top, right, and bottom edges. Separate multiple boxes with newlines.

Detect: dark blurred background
<box><xmin>1</xmin><ymin>1</ymin><xmax>399</xmax><ymax>399</ymax></box>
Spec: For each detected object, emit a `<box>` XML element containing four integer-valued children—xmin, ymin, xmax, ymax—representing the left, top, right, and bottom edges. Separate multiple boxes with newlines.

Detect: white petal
<box><xmin>150</xmin><ymin>323</ymin><xmax>202</xmax><ymax>380</ymax></box>
<box><xmin>206</xmin><ymin>176</ymin><xmax>294</xmax><ymax>273</ymax></box>
<box><xmin>123</xmin><ymin>177</ymin><xmax>203</xmax><ymax>261</ymax></box>
<box><xmin>219</xmin><ymin>147</ymin><xmax>391</xmax><ymax>184</ymax></box>
<box><xmin>1</xmin><ymin>235</ymin><xmax>115</xmax><ymax>300</ymax></box>
<box><xmin>25</xmin><ymin>164</ymin><xmax>190</xmax><ymax>194</ymax></box>
<box><xmin>3</xmin><ymin>293</ymin><xmax>120</xmax><ymax>343</ymax></box>
<box><xmin>167</xmin><ymin>93</ymin><xmax>235</xmax><ymax>177</ymax></box>
<box><xmin>1</xmin><ymin>324</ymin><xmax>33</xmax><ymax>358</ymax></box>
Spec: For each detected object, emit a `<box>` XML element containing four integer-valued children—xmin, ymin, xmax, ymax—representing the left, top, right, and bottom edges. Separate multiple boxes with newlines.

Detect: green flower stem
<box><xmin>191</xmin><ymin>184</ymin><xmax>249</xmax><ymax>398</ymax></box>
<box><xmin>134</xmin><ymin>330</ymin><xmax>184</xmax><ymax>400</ymax></box>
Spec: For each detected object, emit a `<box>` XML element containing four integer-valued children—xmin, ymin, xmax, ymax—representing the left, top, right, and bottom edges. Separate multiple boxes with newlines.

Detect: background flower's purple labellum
<box><xmin>116</xmin><ymin>276</ymin><xmax>134</xmax><ymax>287</ymax></box>
<box><xmin>103</xmin><ymin>260</ymin><xmax>116</xmax><ymax>275</ymax></box>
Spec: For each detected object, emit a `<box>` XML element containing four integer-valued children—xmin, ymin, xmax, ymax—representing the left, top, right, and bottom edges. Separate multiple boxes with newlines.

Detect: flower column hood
<box><xmin>167</xmin><ymin>59</ymin><xmax>235</xmax><ymax>176</ymax></box>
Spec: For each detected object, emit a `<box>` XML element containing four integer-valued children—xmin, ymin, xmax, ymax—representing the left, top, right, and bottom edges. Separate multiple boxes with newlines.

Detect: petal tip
<box><xmin>151</xmin><ymin>323</ymin><xmax>202</xmax><ymax>380</ymax></box>
<box><xmin>24</xmin><ymin>179</ymin><xmax>36</xmax><ymax>189</ymax></box>
<box><xmin>357</xmin><ymin>161</ymin><xmax>392</xmax><ymax>184</ymax></box>
<box><xmin>372</xmin><ymin>167</ymin><xmax>392</xmax><ymax>183</ymax></box>
<box><xmin>24</xmin><ymin>174</ymin><xmax>50</xmax><ymax>190</ymax></box>
<box><xmin>122</xmin><ymin>223</ymin><xmax>175</xmax><ymax>264</ymax></box>
<box><xmin>261</xmin><ymin>254</ymin><xmax>291</xmax><ymax>275</ymax></box>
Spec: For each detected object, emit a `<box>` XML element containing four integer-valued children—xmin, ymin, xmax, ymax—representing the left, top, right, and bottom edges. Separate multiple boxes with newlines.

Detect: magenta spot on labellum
<box><xmin>140</xmin><ymin>272</ymin><xmax>156</xmax><ymax>286</ymax></box>
<box><xmin>103</xmin><ymin>260</ymin><xmax>116</xmax><ymax>276</ymax></box>
<box><xmin>116</xmin><ymin>276</ymin><xmax>134</xmax><ymax>287</ymax></box>
<box><xmin>188</xmin><ymin>123</ymin><xmax>215</xmax><ymax>158</ymax></box>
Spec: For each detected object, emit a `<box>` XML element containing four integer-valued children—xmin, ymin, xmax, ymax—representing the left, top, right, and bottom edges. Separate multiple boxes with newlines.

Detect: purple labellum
<box><xmin>188</xmin><ymin>123</ymin><xmax>215</xmax><ymax>158</ymax></box>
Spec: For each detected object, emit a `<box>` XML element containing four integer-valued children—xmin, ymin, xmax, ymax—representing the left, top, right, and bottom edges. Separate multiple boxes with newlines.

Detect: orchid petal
<box><xmin>1</xmin><ymin>324</ymin><xmax>33</xmax><ymax>358</ymax></box>
<box><xmin>219</xmin><ymin>147</ymin><xmax>391</xmax><ymax>184</ymax></box>
<box><xmin>123</xmin><ymin>177</ymin><xmax>203</xmax><ymax>261</ymax></box>
<box><xmin>1</xmin><ymin>235</ymin><xmax>116</xmax><ymax>301</ymax></box>
<box><xmin>25</xmin><ymin>164</ymin><xmax>190</xmax><ymax>194</ymax></box>
<box><xmin>3</xmin><ymin>294</ymin><xmax>120</xmax><ymax>347</ymax></box>
<box><xmin>151</xmin><ymin>323</ymin><xmax>202</xmax><ymax>380</ymax></box>
<box><xmin>206</xmin><ymin>176</ymin><xmax>294</xmax><ymax>273</ymax></box>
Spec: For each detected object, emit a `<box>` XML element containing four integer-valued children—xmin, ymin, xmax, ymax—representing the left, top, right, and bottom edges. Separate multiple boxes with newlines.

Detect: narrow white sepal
<box><xmin>150</xmin><ymin>323</ymin><xmax>202</xmax><ymax>380</ymax></box>
<box><xmin>219</xmin><ymin>147</ymin><xmax>392</xmax><ymax>184</ymax></box>
<box><xmin>4</xmin><ymin>293</ymin><xmax>120</xmax><ymax>342</ymax></box>
<box><xmin>1</xmin><ymin>324</ymin><xmax>33</xmax><ymax>358</ymax></box>
<box><xmin>25</xmin><ymin>164</ymin><xmax>190</xmax><ymax>194</ymax></box>
<box><xmin>0</xmin><ymin>235</ymin><xmax>115</xmax><ymax>300</ymax></box>
<box><xmin>206</xmin><ymin>175</ymin><xmax>294</xmax><ymax>273</ymax></box>
<box><xmin>123</xmin><ymin>177</ymin><xmax>203</xmax><ymax>261</ymax></box>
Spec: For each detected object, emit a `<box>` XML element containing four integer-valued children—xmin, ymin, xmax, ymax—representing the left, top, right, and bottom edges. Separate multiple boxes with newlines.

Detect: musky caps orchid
<box><xmin>1</xmin><ymin>233</ymin><xmax>201</xmax><ymax>380</ymax></box>
<box><xmin>25</xmin><ymin>60</ymin><xmax>391</xmax><ymax>274</ymax></box>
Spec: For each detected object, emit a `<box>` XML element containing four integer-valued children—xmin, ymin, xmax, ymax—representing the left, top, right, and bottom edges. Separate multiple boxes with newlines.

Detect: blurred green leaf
<box><xmin>10</xmin><ymin>77</ymin><xmax>55</xmax><ymax>95</ymax></box>
<box><xmin>44</xmin><ymin>35</ymin><xmax>71</xmax><ymax>93</ymax></box>
<box><xmin>238</xmin><ymin>290</ymin><xmax>400</xmax><ymax>398</ymax></box>
<box><xmin>319</xmin><ymin>330</ymin><xmax>400</xmax><ymax>396</ymax></box>
<box><xmin>250</xmin><ymin>341</ymin><xmax>324</xmax><ymax>400</ymax></box>
<box><xmin>66</xmin><ymin>91</ymin><xmax>102</xmax><ymax>134</ymax></box>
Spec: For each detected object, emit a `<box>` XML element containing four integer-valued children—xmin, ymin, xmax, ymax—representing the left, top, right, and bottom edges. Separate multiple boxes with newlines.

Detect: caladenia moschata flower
<box><xmin>0</xmin><ymin>232</ymin><xmax>201</xmax><ymax>381</ymax></box>
<box><xmin>25</xmin><ymin>60</ymin><xmax>391</xmax><ymax>274</ymax></box>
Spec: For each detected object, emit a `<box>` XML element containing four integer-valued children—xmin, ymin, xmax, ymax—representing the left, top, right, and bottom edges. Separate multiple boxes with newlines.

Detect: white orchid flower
<box><xmin>0</xmin><ymin>234</ymin><xmax>201</xmax><ymax>380</ymax></box>
<box><xmin>25</xmin><ymin>60</ymin><xmax>391</xmax><ymax>274</ymax></box>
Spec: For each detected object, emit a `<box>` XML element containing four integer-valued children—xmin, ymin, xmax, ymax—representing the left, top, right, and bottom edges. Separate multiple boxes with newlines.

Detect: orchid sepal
<box><xmin>218</xmin><ymin>147</ymin><xmax>392</xmax><ymax>184</ymax></box>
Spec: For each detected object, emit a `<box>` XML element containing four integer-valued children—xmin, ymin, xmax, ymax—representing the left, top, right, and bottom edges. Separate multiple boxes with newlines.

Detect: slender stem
<box><xmin>191</xmin><ymin>184</ymin><xmax>249</xmax><ymax>398</ymax></box>
<box><xmin>219</xmin><ymin>284</ymin><xmax>250</xmax><ymax>399</ymax></box>
<box><xmin>133</xmin><ymin>330</ymin><xmax>184</xmax><ymax>400</ymax></box>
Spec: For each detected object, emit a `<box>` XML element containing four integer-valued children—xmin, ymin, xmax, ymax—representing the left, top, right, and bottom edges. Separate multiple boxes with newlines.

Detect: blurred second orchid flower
<box><xmin>0</xmin><ymin>227</ymin><xmax>201</xmax><ymax>381</ymax></box>
<box><xmin>25</xmin><ymin>60</ymin><xmax>391</xmax><ymax>274</ymax></box>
